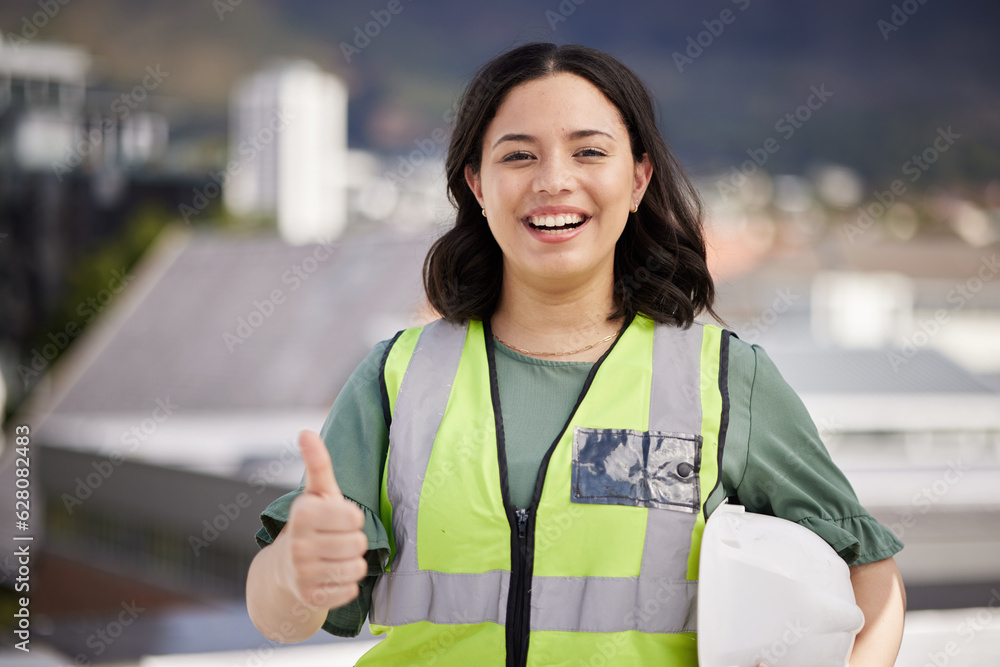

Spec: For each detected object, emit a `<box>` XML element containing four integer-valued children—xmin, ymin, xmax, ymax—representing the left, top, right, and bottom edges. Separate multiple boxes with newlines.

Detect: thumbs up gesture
<box><xmin>282</xmin><ymin>429</ymin><xmax>369</xmax><ymax>610</ymax></box>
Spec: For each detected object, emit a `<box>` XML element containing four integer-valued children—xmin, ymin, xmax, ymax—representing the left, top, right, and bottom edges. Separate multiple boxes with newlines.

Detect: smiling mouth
<box><xmin>525</xmin><ymin>214</ymin><xmax>590</xmax><ymax>234</ymax></box>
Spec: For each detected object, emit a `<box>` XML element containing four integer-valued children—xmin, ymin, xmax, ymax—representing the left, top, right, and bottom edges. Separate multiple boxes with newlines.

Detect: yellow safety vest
<box><xmin>357</xmin><ymin>312</ymin><xmax>730</xmax><ymax>666</ymax></box>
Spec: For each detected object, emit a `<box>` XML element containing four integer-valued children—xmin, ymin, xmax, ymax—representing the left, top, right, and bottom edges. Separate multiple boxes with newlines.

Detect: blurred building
<box><xmin>0</xmin><ymin>35</ymin><xmax>210</xmax><ymax>415</ymax></box>
<box><xmin>0</xmin><ymin>36</ymin><xmax>91</xmax><ymax>355</ymax></box>
<box><xmin>225</xmin><ymin>61</ymin><xmax>348</xmax><ymax>245</ymax></box>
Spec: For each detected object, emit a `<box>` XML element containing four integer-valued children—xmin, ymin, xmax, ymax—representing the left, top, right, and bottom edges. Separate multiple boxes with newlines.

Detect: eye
<box><xmin>576</xmin><ymin>148</ymin><xmax>607</xmax><ymax>158</ymax></box>
<box><xmin>501</xmin><ymin>151</ymin><xmax>534</xmax><ymax>162</ymax></box>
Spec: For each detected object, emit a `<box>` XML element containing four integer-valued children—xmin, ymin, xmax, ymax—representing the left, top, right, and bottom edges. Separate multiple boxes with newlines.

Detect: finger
<box><xmin>299</xmin><ymin>555</ymin><xmax>369</xmax><ymax>585</ymax></box>
<box><xmin>305</xmin><ymin>582</ymin><xmax>360</xmax><ymax>610</ymax></box>
<box><xmin>287</xmin><ymin>510</ymin><xmax>368</xmax><ymax>552</ymax></box>
<box><xmin>311</xmin><ymin>530</ymin><xmax>369</xmax><ymax>558</ymax></box>
<box><xmin>290</xmin><ymin>493</ymin><xmax>365</xmax><ymax>533</ymax></box>
<box><xmin>299</xmin><ymin>429</ymin><xmax>342</xmax><ymax>499</ymax></box>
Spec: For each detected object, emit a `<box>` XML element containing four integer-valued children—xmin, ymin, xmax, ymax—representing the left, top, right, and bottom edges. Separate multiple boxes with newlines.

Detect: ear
<box><xmin>465</xmin><ymin>164</ymin><xmax>484</xmax><ymax>207</ymax></box>
<box><xmin>632</xmin><ymin>153</ymin><xmax>653</xmax><ymax>203</ymax></box>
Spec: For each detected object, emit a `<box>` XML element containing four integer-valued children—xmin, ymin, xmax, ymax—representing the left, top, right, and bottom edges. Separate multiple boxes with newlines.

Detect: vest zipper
<box><xmin>516</xmin><ymin>508</ymin><xmax>529</xmax><ymax>543</ymax></box>
<box><xmin>486</xmin><ymin>316</ymin><xmax>632</xmax><ymax>667</ymax></box>
<box><xmin>509</xmin><ymin>507</ymin><xmax>530</xmax><ymax>667</ymax></box>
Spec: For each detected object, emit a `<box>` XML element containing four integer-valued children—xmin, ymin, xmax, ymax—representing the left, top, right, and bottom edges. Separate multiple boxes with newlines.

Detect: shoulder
<box><xmin>365</xmin><ymin>319</ymin><xmax>453</xmax><ymax>373</ymax></box>
<box><xmin>724</xmin><ymin>334</ymin><xmax>791</xmax><ymax>392</ymax></box>
<box><xmin>343</xmin><ymin>337</ymin><xmax>395</xmax><ymax>389</ymax></box>
<box><xmin>382</xmin><ymin>318</ymin><xmax>475</xmax><ymax>365</ymax></box>
<box><xmin>667</xmin><ymin>322</ymin><xmax>760</xmax><ymax>389</ymax></box>
<box><xmin>726</xmin><ymin>334</ymin><xmax>758</xmax><ymax>384</ymax></box>
<box><xmin>722</xmin><ymin>335</ymin><xmax>812</xmax><ymax>425</ymax></box>
<box><xmin>376</xmin><ymin>319</ymin><xmax>465</xmax><ymax>421</ymax></box>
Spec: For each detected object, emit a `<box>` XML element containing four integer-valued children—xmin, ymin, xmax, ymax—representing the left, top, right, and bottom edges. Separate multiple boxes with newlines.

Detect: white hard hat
<box><xmin>697</xmin><ymin>503</ymin><xmax>865</xmax><ymax>667</ymax></box>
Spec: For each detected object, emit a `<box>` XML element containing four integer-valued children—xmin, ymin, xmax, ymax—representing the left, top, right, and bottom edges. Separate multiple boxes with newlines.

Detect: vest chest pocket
<box><xmin>571</xmin><ymin>427</ymin><xmax>701</xmax><ymax>512</ymax></box>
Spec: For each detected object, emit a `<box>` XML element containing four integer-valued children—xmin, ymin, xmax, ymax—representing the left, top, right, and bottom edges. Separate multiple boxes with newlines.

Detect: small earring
<box><xmin>630</xmin><ymin>201</ymin><xmax>639</xmax><ymax>213</ymax></box>
<box><xmin>482</xmin><ymin>208</ymin><xmax>487</xmax><ymax>218</ymax></box>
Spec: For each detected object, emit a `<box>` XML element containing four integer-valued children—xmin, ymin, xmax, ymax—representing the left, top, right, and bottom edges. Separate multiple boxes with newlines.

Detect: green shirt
<box><xmin>255</xmin><ymin>329</ymin><xmax>903</xmax><ymax>637</ymax></box>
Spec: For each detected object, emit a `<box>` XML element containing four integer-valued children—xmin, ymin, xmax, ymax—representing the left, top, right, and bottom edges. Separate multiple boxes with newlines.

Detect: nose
<box><xmin>532</xmin><ymin>154</ymin><xmax>575</xmax><ymax>195</ymax></box>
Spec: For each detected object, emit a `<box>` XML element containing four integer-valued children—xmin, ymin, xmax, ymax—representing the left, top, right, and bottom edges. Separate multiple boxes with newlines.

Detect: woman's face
<box><xmin>465</xmin><ymin>72</ymin><xmax>652</xmax><ymax>289</ymax></box>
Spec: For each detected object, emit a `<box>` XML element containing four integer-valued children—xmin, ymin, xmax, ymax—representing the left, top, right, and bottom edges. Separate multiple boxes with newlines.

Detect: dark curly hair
<box><xmin>423</xmin><ymin>42</ymin><xmax>719</xmax><ymax>328</ymax></box>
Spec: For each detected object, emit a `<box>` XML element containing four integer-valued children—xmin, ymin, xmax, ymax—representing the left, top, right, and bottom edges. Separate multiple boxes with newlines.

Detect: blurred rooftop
<box><xmin>25</xmin><ymin>225</ymin><xmax>433</xmax><ymax>478</ymax></box>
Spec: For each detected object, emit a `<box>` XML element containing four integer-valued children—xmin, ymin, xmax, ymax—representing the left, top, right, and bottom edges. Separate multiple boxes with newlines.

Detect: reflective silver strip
<box><xmin>649</xmin><ymin>322</ymin><xmax>704</xmax><ymax>435</ymax></box>
<box><xmin>370</xmin><ymin>570</ymin><xmax>510</xmax><ymax>626</ymax></box>
<box><xmin>372</xmin><ymin>320</ymin><xmax>511</xmax><ymax>627</ymax></box>
<box><xmin>374</xmin><ymin>318</ymin><xmax>467</xmax><ymax>626</ymax></box>
<box><xmin>529</xmin><ymin>576</ymin><xmax>697</xmax><ymax>633</ymax></box>
<box><xmin>635</xmin><ymin>323</ymin><xmax>704</xmax><ymax>632</ymax></box>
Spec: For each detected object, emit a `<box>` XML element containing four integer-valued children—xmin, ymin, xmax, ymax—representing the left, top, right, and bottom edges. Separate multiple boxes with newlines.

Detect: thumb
<box><xmin>299</xmin><ymin>429</ymin><xmax>342</xmax><ymax>499</ymax></box>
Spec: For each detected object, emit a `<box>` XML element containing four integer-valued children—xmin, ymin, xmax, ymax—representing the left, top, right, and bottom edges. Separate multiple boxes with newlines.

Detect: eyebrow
<box><xmin>491</xmin><ymin>129</ymin><xmax>616</xmax><ymax>150</ymax></box>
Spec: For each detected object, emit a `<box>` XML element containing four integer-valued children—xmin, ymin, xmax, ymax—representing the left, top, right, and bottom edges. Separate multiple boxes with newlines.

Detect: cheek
<box><xmin>596</xmin><ymin>168</ymin><xmax>635</xmax><ymax>202</ymax></box>
<box><xmin>483</xmin><ymin>172</ymin><xmax>515</xmax><ymax>206</ymax></box>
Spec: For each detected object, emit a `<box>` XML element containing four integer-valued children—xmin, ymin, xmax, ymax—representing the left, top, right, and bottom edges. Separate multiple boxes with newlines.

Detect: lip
<box><xmin>521</xmin><ymin>206</ymin><xmax>592</xmax><ymax>244</ymax></box>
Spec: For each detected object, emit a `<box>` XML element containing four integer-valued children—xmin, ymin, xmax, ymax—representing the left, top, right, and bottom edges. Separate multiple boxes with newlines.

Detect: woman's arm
<box><xmin>849</xmin><ymin>556</ymin><xmax>907</xmax><ymax>666</ymax></box>
<box><xmin>246</xmin><ymin>530</ymin><xmax>331</xmax><ymax>642</ymax></box>
<box><xmin>246</xmin><ymin>430</ymin><xmax>369</xmax><ymax>642</ymax></box>
<box><xmin>249</xmin><ymin>341</ymin><xmax>393</xmax><ymax>639</ymax></box>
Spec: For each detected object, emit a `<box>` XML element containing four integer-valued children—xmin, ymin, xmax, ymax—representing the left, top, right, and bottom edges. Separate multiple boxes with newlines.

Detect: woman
<box><xmin>246</xmin><ymin>43</ymin><xmax>906</xmax><ymax>665</ymax></box>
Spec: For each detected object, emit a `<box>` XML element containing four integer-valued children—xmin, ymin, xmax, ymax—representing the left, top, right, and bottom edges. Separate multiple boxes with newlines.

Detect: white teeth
<box><xmin>529</xmin><ymin>214</ymin><xmax>585</xmax><ymax>228</ymax></box>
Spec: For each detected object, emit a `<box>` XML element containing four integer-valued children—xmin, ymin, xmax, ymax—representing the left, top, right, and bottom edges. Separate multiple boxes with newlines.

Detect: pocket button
<box><xmin>676</xmin><ymin>461</ymin><xmax>694</xmax><ymax>478</ymax></box>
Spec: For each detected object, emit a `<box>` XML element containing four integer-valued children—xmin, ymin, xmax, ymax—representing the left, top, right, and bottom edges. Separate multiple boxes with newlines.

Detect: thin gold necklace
<box><xmin>492</xmin><ymin>330</ymin><xmax>619</xmax><ymax>357</ymax></box>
